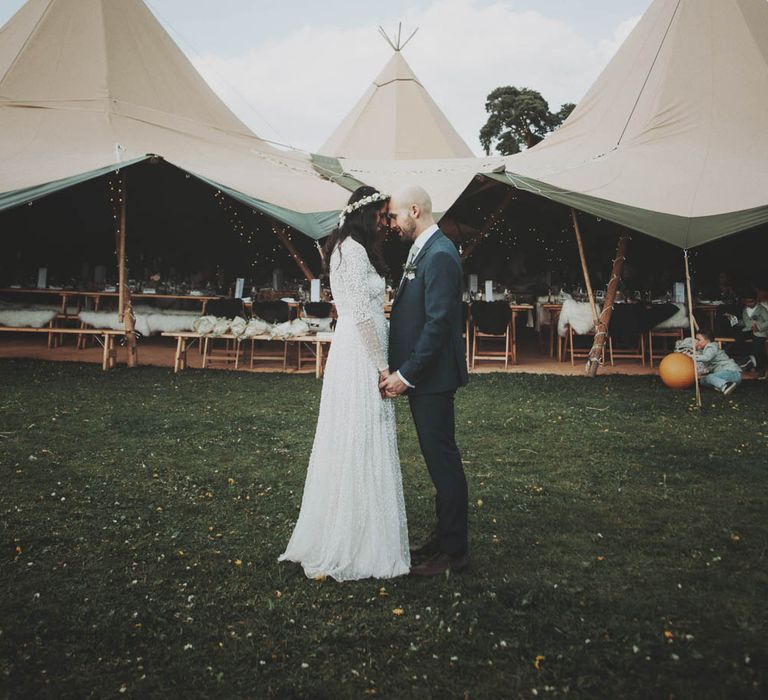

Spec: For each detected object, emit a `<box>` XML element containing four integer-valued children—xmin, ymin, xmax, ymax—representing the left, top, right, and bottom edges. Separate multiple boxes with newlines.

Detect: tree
<box><xmin>479</xmin><ymin>87</ymin><xmax>576</xmax><ymax>156</ymax></box>
<box><xmin>553</xmin><ymin>102</ymin><xmax>576</xmax><ymax>127</ymax></box>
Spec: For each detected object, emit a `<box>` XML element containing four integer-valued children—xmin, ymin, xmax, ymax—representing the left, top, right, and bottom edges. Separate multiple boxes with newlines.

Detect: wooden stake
<box><xmin>586</xmin><ymin>232</ymin><xmax>631</xmax><ymax>377</ymax></box>
<box><xmin>571</xmin><ymin>209</ymin><xmax>599</xmax><ymax>327</ymax></box>
<box><xmin>684</xmin><ymin>249</ymin><xmax>702</xmax><ymax>408</ymax></box>
<box><xmin>274</xmin><ymin>227</ymin><xmax>315</xmax><ymax>281</ymax></box>
<box><xmin>116</xmin><ymin>171</ymin><xmax>138</xmax><ymax>367</ymax></box>
<box><xmin>460</xmin><ymin>189</ymin><xmax>515</xmax><ymax>262</ymax></box>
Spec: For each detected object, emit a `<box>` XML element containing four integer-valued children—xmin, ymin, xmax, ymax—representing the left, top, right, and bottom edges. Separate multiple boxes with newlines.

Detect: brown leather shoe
<box><xmin>409</xmin><ymin>537</ymin><xmax>440</xmax><ymax>559</ymax></box>
<box><xmin>409</xmin><ymin>552</ymin><xmax>469</xmax><ymax>577</ymax></box>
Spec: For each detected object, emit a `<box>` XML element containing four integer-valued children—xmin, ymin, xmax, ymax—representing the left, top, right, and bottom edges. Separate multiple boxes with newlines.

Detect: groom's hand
<box><xmin>380</xmin><ymin>371</ymin><xmax>408</xmax><ymax>398</ymax></box>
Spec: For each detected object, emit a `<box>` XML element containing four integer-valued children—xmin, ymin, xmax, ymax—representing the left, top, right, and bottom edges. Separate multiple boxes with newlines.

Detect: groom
<box><xmin>380</xmin><ymin>185</ymin><xmax>470</xmax><ymax>576</ymax></box>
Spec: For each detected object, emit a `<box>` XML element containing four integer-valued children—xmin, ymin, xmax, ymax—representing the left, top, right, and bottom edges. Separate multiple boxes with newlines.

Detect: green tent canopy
<box><xmin>0</xmin><ymin>0</ymin><xmax>348</xmax><ymax>239</ymax></box>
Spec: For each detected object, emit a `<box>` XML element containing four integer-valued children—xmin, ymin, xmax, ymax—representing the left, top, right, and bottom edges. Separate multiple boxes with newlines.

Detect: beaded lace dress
<box><xmin>279</xmin><ymin>238</ymin><xmax>410</xmax><ymax>580</ymax></box>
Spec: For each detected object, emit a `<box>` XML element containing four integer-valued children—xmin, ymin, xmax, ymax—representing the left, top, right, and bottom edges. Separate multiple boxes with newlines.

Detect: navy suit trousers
<box><xmin>408</xmin><ymin>391</ymin><xmax>468</xmax><ymax>556</ymax></box>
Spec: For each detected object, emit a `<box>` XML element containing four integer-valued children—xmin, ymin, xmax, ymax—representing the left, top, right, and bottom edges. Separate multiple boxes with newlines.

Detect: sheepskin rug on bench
<box><xmin>0</xmin><ymin>308</ymin><xmax>57</xmax><ymax>328</ymax></box>
<box><xmin>79</xmin><ymin>308</ymin><xmax>199</xmax><ymax>336</ymax></box>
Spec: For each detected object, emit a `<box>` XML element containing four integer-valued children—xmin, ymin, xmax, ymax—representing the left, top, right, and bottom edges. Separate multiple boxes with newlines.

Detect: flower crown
<box><xmin>338</xmin><ymin>192</ymin><xmax>390</xmax><ymax>228</ymax></box>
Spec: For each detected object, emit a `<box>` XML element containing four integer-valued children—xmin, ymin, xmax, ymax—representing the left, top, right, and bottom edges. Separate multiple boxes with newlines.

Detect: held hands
<box><xmin>378</xmin><ymin>368</ymin><xmax>390</xmax><ymax>399</ymax></box>
<box><xmin>379</xmin><ymin>370</ymin><xmax>408</xmax><ymax>399</ymax></box>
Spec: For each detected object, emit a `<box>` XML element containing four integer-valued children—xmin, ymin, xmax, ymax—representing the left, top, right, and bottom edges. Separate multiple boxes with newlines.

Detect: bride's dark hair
<box><xmin>322</xmin><ymin>185</ymin><xmax>389</xmax><ymax>277</ymax></box>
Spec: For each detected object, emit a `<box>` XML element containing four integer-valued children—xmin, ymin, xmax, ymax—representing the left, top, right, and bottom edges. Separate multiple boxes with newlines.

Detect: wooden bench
<box><xmin>715</xmin><ymin>336</ymin><xmax>736</xmax><ymax>348</ymax></box>
<box><xmin>48</xmin><ymin>312</ymin><xmax>86</xmax><ymax>349</ymax></box>
<box><xmin>0</xmin><ymin>326</ymin><xmax>126</xmax><ymax>370</ymax></box>
<box><xmin>161</xmin><ymin>332</ymin><xmax>334</xmax><ymax>377</ymax></box>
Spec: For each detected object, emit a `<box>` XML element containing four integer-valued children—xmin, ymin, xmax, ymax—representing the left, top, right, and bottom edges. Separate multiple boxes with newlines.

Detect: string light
<box><xmin>106</xmin><ymin>173</ymin><xmax>137</xmax><ymax>342</ymax></box>
<box><xmin>212</xmin><ymin>189</ymin><xmax>282</xmax><ymax>269</ymax></box>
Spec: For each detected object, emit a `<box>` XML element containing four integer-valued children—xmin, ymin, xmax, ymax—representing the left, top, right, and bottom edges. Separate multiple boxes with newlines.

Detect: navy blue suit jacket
<box><xmin>388</xmin><ymin>230</ymin><xmax>469</xmax><ymax>395</ymax></box>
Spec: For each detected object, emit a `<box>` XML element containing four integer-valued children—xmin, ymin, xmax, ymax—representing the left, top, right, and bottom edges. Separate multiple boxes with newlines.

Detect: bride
<box><xmin>279</xmin><ymin>186</ymin><xmax>410</xmax><ymax>581</ymax></box>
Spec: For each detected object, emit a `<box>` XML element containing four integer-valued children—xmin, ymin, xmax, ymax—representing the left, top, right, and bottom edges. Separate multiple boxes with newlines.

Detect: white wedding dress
<box><xmin>279</xmin><ymin>237</ymin><xmax>410</xmax><ymax>581</ymax></box>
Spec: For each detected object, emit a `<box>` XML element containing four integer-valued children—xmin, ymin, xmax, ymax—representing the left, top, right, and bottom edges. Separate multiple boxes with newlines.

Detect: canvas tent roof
<box><xmin>325</xmin><ymin>0</ymin><xmax>768</xmax><ymax>248</ymax></box>
<box><xmin>0</xmin><ymin>0</ymin><xmax>349</xmax><ymax>239</ymax></box>
<box><xmin>315</xmin><ymin>154</ymin><xmax>505</xmax><ymax>221</ymax></box>
<box><xmin>493</xmin><ymin>0</ymin><xmax>768</xmax><ymax>248</ymax></box>
<box><xmin>318</xmin><ymin>50</ymin><xmax>474</xmax><ymax>160</ymax></box>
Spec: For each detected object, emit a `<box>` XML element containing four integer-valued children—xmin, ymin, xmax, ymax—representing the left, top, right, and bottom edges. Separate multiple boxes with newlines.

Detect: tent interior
<box><xmin>1</xmin><ymin>164</ymin><xmax>766</xmax><ymax>374</ymax></box>
<box><xmin>442</xmin><ymin>180</ymin><xmax>768</xmax><ymax>303</ymax></box>
<box><xmin>0</xmin><ymin>160</ymin><xmax>327</xmax><ymax>296</ymax></box>
<box><xmin>4</xmin><ymin>164</ymin><xmax>766</xmax><ymax>308</ymax></box>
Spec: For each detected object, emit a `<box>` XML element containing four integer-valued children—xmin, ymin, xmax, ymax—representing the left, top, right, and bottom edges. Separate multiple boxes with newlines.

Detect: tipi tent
<box><xmin>494</xmin><ymin>0</ymin><xmax>768</xmax><ymax>249</ymax></box>
<box><xmin>0</xmin><ymin>0</ymin><xmax>348</xmax><ymax>239</ymax></box>
<box><xmin>318</xmin><ymin>46</ymin><xmax>474</xmax><ymax>160</ymax></box>
<box><xmin>327</xmin><ymin>0</ymin><xmax>768</xmax><ymax>249</ymax></box>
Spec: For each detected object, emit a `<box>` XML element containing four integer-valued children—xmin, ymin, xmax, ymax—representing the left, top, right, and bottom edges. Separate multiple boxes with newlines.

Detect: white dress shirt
<box><xmin>397</xmin><ymin>224</ymin><xmax>440</xmax><ymax>388</ymax></box>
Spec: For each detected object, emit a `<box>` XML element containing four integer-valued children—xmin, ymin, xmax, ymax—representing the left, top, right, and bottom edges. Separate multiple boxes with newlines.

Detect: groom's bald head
<box><xmin>394</xmin><ymin>185</ymin><xmax>433</xmax><ymax>217</ymax></box>
<box><xmin>389</xmin><ymin>185</ymin><xmax>435</xmax><ymax>242</ymax></box>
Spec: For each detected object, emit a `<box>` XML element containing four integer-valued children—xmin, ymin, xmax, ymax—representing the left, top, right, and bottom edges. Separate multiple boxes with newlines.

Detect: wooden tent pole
<box><xmin>117</xmin><ymin>178</ymin><xmax>126</xmax><ymax>319</ymax></box>
<box><xmin>274</xmin><ymin>226</ymin><xmax>315</xmax><ymax>281</ymax></box>
<box><xmin>571</xmin><ymin>209</ymin><xmax>599</xmax><ymax>327</ymax></box>
<box><xmin>586</xmin><ymin>232</ymin><xmax>631</xmax><ymax>377</ymax></box>
<box><xmin>684</xmin><ymin>249</ymin><xmax>702</xmax><ymax>408</ymax></box>
<box><xmin>117</xmin><ymin>171</ymin><xmax>138</xmax><ymax>367</ymax></box>
<box><xmin>460</xmin><ymin>189</ymin><xmax>515</xmax><ymax>262</ymax></box>
<box><xmin>314</xmin><ymin>241</ymin><xmax>326</xmax><ymax>270</ymax></box>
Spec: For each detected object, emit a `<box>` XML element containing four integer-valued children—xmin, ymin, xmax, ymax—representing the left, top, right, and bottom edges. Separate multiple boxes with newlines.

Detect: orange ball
<box><xmin>659</xmin><ymin>352</ymin><xmax>695</xmax><ymax>389</ymax></box>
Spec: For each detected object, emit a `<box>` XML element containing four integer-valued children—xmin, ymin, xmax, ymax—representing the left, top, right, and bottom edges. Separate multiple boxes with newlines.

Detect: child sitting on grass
<box><xmin>675</xmin><ymin>329</ymin><xmax>742</xmax><ymax>396</ymax></box>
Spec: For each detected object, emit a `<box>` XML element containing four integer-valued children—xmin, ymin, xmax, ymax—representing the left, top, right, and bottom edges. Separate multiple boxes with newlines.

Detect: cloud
<box><xmin>598</xmin><ymin>15</ymin><xmax>642</xmax><ymax>61</ymax></box>
<box><xmin>192</xmin><ymin>0</ymin><xmax>642</xmax><ymax>155</ymax></box>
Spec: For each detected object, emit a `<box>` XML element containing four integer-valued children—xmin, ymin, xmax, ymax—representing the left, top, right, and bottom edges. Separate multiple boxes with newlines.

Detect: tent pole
<box><xmin>460</xmin><ymin>189</ymin><xmax>515</xmax><ymax>262</ymax></box>
<box><xmin>571</xmin><ymin>209</ymin><xmax>599</xmax><ymax>327</ymax></box>
<box><xmin>586</xmin><ymin>232</ymin><xmax>630</xmax><ymax>377</ymax></box>
<box><xmin>684</xmin><ymin>249</ymin><xmax>702</xmax><ymax>408</ymax></box>
<box><xmin>314</xmin><ymin>241</ymin><xmax>326</xmax><ymax>270</ymax></box>
<box><xmin>117</xmin><ymin>180</ymin><xmax>125</xmax><ymax>319</ymax></box>
<box><xmin>274</xmin><ymin>226</ymin><xmax>315</xmax><ymax>281</ymax></box>
<box><xmin>116</xmin><ymin>171</ymin><xmax>137</xmax><ymax>367</ymax></box>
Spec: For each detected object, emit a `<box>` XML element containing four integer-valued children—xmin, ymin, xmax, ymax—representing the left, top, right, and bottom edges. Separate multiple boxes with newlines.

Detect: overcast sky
<box><xmin>0</xmin><ymin>0</ymin><xmax>653</xmax><ymax>154</ymax></box>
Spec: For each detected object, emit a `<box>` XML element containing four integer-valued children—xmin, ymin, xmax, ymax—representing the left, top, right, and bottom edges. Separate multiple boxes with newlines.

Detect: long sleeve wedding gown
<box><xmin>278</xmin><ymin>237</ymin><xmax>410</xmax><ymax>581</ymax></box>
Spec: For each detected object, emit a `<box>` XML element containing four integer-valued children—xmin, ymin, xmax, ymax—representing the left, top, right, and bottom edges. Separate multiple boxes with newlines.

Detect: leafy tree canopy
<box><xmin>479</xmin><ymin>86</ymin><xmax>576</xmax><ymax>155</ymax></box>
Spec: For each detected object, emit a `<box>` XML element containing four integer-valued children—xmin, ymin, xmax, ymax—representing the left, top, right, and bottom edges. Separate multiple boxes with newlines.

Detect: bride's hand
<box><xmin>379</xmin><ymin>368</ymin><xmax>391</xmax><ymax>398</ymax></box>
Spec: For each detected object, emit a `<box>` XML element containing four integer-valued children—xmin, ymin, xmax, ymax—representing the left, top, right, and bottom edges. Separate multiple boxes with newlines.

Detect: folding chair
<box><xmin>471</xmin><ymin>301</ymin><xmax>512</xmax><ymax>369</ymax></box>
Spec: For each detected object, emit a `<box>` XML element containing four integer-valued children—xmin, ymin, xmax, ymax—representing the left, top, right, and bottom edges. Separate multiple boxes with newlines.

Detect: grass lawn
<box><xmin>1</xmin><ymin>360</ymin><xmax>766</xmax><ymax>699</ymax></box>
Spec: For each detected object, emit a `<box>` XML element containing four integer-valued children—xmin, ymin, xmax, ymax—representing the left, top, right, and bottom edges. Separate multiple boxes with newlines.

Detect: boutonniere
<box><xmin>403</xmin><ymin>262</ymin><xmax>418</xmax><ymax>281</ymax></box>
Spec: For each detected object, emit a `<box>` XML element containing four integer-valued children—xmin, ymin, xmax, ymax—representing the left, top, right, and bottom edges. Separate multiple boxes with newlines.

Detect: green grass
<box><xmin>1</xmin><ymin>360</ymin><xmax>766</xmax><ymax>699</ymax></box>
